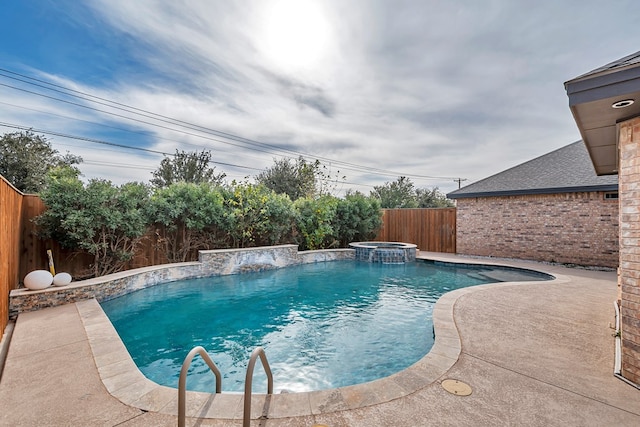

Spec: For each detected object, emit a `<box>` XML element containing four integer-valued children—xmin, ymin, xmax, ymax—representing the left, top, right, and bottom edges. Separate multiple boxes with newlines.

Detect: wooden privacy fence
<box><xmin>375</xmin><ymin>208</ymin><xmax>456</xmax><ymax>253</ymax></box>
<box><xmin>20</xmin><ymin>195</ymin><xmax>95</xmax><ymax>281</ymax></box>
<box><xmin>1</xmin><ymin>177</ymin><xmax>24</xmax><ymax>337</ymax></box>
<box><xmin>20</xmin><ymin>196</ymin><xmax>169</xmax><ymax>281</ymax></box>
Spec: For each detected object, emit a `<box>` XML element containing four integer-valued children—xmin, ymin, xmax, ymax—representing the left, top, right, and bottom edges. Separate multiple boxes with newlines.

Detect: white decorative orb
<box><xmin>53</xmin><ymin>272</ymin><xmax>72</xmax><ymax>287</ymax></box>
<box><xmin>24</xmin><ymin>270</ymin><xmax>54</xmax><ymax>290</ymax></box>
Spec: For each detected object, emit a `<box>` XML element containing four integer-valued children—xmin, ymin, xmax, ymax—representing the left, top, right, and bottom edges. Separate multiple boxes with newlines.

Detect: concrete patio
<box><xmin>0</xmin><ymin>253</ymin><xmax>638</xmax><ymax>426</ymax></box>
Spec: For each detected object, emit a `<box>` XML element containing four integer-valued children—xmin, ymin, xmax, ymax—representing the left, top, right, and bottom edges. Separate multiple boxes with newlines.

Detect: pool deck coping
<box><xmin>74</xmin><ymin>253</ymin><xmax>565</xmax><ymax>420</ymax></box>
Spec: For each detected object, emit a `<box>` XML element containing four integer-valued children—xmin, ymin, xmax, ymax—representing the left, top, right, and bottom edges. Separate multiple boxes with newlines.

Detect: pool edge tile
<box><xmin>75</xmin><ymin>255</ymin><xmax>551</xmax><ymax>421</ymax></box>
<box><xmin>198</xmin><ymin>393</ymin><xmax>243</xmax><ymax>420</ymax></box>
<box><xmin>265</xmin><ymin>392</ymin><xmax>312</xmax><ymax>418</ymax></box>
<box><xmin>308</xmin><ymin>388</ymin><xmax>349</xmax><ymax>415</ymax></box>
<box><xmin>130</xmin><ymin>385</ymin><xmax>176</xmax><ymax>412</ymax></box>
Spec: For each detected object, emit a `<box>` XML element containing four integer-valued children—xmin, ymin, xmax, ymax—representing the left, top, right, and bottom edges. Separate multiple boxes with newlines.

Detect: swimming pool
<box><xmin>101</xmin><ymin>260</ymin><xmax>551</xmax><ymax>393</ymax></box>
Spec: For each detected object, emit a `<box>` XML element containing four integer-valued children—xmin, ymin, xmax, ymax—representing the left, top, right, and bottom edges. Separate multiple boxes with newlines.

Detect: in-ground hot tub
<box><xmin>349</xmin><ymin>241</ymin><xmax>417</xmax><ymax>263</ymax></box>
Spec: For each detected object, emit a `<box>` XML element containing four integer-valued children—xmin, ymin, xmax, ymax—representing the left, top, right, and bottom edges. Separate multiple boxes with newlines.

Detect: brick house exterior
<box><xmin>565</xmin><ymin>51</ymin><xmax>640</xmax><ymax>386</ymax></box>
<box><xmin>456</xmin><ymin>192</ymin><xmax>618</xmax><ymax>267</ymax></box>
<box><xmin>618</xmin><ymin>117</ymin><xmax>640</xmax><ymax>385</ymax></box>
<box><xmin>448</xmin><ymin>141</ymin><xmax>619</xmax><ymax>268</ymax></box>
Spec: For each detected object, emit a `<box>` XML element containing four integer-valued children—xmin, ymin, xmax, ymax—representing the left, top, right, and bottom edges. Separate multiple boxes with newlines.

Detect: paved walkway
<box><xmin>1</xmin><ymin>254</ymin><xmax>638</xmax><ymax>426</ymax></box>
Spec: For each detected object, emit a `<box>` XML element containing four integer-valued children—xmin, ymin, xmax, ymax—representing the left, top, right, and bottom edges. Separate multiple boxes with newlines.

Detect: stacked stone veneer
<box><xmin>456</xmin><ymin>192</ymin><xmax>619</xmax><ymax>268</ymax></box>
<box><xmin>619</xmin><ymin>117</ymin><xmax>640</xmax><ymax>386</ymax></box>
<box><xmin>351</xmin><ymin>242</ymin><xmax>417</xmax><ymax>263</ymax></box>
<box><xmin>9</xmin><ymin>245</ymin><xmax>354</xmax><ymax>319</ymax></box>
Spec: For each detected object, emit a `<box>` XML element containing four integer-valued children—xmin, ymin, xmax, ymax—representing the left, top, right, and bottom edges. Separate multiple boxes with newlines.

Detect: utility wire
<box><xmin>0</xmin><ymin>69</ymin><xmax>416</xmax><ymax>173</ymax></box>
<box><xmin>0</xmin><ymin>69</ymin><xmax>285</xmax><ymax>152</ymax></box>
<box><xmin>0</xmin><ymin>100</ymin><xmax>270</xmax><ymax>163</ymax></box>
<box><xmin>0</xmin><ymin>122</ymin><xmax>263</xmax><ymax>171</ymax></box>
<box><xmin>83</xmin><ymin>160</ymin><xmax>156</xmax><ymax>171</ymax></box>
<box><xmin>2</xmin><ymin>80</ymin><xmax>374</xmax><ymax>176</ymax></box>
<box><xmin>0</xmin><ymin>69</ymin><xmax>463</xmax><ymax>181</ymax></box>
<box><xmin>0</xmin><ymin>82</ymin><xmax>289</xmax><ymax>158</ymax></box>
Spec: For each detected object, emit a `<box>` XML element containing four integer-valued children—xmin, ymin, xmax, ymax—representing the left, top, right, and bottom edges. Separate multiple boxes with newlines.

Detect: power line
<box><xmin>0</xmin><ymin>68</ymin><xmax>463</xmax><ymax>182</ymax></box>
<box><xmin>0</xmin><ymin>121</ymin><xmax>383</xmax><ymax>190</ymax></box>
<box><xmin>0</xmin><ymin>82</ymin><xmax>288</xmax><ymax>158</ymax></box>
<box><xmin>83</xmin><ymin>160</ymin><xmax>156</xmax><ymax>171</ymax></box>
<box><xmin>0</xmin><ymin>121</ymin><xmax>445</xmax><ymax>192</ymax></box>
<box><xmin>0</xmin><ymin>69</ymin><xmax>408</xmax><ymax>171</ymax></box>
<box><xmin>0</xmin><ymin>68</ymin><xmax>284</xmax><ymax>152</ymax></box>
<box><xmin>0</xmin><ymin>100</ymin><xmax>271</xmax><ymax>163</ymax></box>
<box><xmin>0</xmin><ymin>122</ymin><xmax>263</xmax><ymax>172</ymax></box>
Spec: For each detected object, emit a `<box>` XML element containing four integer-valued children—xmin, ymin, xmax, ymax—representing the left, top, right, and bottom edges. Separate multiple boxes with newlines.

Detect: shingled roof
<box><xmin>569</xmin><ymin>50</ymin><xmax>640</xmax><ymax>81</ymax></box>
<box><xmin>447</xmin><ymin>141</ymin><xmax>618</xmax><ymax>199</ymax></box>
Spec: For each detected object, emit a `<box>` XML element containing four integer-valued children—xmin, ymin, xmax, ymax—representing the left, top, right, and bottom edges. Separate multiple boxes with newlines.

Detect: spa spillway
<box><xmin>349</xmin><ymin>241</ymin><xmax>417</xmax><ymax>264</ymax></box>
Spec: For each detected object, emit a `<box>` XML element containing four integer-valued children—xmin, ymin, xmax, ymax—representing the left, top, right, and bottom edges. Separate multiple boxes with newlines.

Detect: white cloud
<box><xmin>2</xmin><ymin>0</ymin><xmax>639</xmax><ymax>193</ymax></box>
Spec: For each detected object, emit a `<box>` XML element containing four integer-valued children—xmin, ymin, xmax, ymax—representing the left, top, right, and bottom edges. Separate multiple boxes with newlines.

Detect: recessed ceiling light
<box><xmin>612</xmin><ymin>99</ymin><xmax>635</xmax><ymax>109</ymax></box>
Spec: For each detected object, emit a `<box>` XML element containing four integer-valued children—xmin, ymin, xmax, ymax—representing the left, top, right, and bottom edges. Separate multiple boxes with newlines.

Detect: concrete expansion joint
<box><xmin>112</xmin><ymin>411</ymin><xmax>148</xmax><ymax>427</ymax></box>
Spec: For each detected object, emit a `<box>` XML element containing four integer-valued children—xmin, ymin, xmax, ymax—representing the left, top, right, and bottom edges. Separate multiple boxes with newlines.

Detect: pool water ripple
<box><xmin>101</xmin><ymin>260</ymin><xmax>549</xmax><ymax>393</ymax></box>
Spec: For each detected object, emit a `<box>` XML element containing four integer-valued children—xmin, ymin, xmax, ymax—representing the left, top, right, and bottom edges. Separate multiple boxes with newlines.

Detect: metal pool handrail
<box><xmin>243</xmin><ymin>346</ymin><xmax>274</xmax><ymax>427</ymax></box>
<box><xmin>178</xmin><ymin>346</ymin><xmax>222</xmax><ymax>427</ymax></box>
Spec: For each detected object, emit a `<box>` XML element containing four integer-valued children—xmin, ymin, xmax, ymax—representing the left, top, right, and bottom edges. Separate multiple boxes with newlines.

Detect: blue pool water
<box><xmin>101</xmin><ymin>260</ymin><xmax>551</xmax><ymax>393</ymax></box>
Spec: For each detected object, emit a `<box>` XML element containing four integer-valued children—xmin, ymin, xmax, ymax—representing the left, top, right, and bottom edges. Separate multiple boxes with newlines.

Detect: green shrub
<box><xmin>334</xmin><ymin>193</ymin><xmax>383</xmax><ymax>247</ymax></box>
<box><xmin>293</xmin><ymin>196</ymin><xmax>338</xmax><ymax>250</ymax></box>
<box><xmin>36</xmin><ymin>167</ymin><xmax>150</xmax><ymax>277</ymax></box>
<box><xmin>146</xmin><ymin>182</ymin><xmax>226</xmax><ymax>262</ymax></box>
<box><xmin>35</xmin><ymin>170</ymin><xmax>384</xmax><ymax>277</ymax></box>
<box><xmin>224</xmin><ymin>182</ymin><xmax>295</xmax><ymax>248</ymax></box>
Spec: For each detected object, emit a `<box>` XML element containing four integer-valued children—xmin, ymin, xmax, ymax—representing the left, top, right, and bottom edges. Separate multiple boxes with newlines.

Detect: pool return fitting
<box><xmin>177</xmin><ymin>345</ymin><xmax>273</xmax><ymax>427</ymax></box>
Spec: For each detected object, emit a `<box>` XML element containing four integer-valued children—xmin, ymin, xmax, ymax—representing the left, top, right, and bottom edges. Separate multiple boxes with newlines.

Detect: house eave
<box><xmin>565</xmin><ymin>54</ymin><xmax>640</xmax><ymax>176</ymax></box>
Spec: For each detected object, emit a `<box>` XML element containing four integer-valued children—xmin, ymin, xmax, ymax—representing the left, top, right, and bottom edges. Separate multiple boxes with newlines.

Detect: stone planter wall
<box><xmin>10</xmin><ymin>245</ymin><xmax>355</xmax><ymax>319</ymax></box>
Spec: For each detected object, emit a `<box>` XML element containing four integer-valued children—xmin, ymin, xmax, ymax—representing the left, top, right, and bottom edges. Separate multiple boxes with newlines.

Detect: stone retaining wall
<box><xmin>9</xmin><ymin>245</ymin><xmax>355</xmax><ymax>319</ymax></box>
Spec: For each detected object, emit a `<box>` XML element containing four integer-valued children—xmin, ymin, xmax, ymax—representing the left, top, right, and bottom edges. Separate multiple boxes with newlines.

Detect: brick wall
<box><xmin>456</xmin><ymin>192</ymin><xmax>618</xmax><ymax>268</ymax></box>
<box><xmin>619</xmin><ymin>116</ymin><xmax>640</xmax><ymax>385</ymax></box>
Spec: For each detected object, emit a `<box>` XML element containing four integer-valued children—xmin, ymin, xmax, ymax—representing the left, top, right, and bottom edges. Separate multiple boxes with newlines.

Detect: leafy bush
<box><xmin>36</xmin><ymin>167</ymin><xmax>150</xmax><ymax>277</ymax></box>
<box><xmin>293</xmin><ymin>196</ymin><xmax>338</xmax><ymax>250</ymax></box>
<box><xmin>224</xmin><ymin>182</ymin><xmax>295</xmax><ymax>248</ymax></box>
<box><xmin>146</xmin><ymin>182</ymin><xmax>226</xmax><ymax>262</ymax></box>
<box><xmin>333</xmin><ymin>193</ymin><xmax>383</xmax><ymax>247</ymax></box>
<box><xmin>35</xmin><ymin>170</ymin><xmax>384</xmax><ymax>277</ymax></box>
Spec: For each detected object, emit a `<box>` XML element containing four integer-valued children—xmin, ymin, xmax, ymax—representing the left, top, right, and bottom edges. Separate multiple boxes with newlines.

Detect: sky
<box><xmin>1</xmin><ymin>0</ymin><xmax>639</xmax><ymax>196</ymax></box>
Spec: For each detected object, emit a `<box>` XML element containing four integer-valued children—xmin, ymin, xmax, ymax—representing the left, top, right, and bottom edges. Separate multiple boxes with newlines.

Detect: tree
<box><xmin>0</xmin><ymin>131</ymin><xmax>82</xmax><ymax>193</ymax></box>
<box><xmin>151</xmin><ymin>149</ymin><xmax>226</xmax><ymax>188</ymax></box>
<box><xmin>36</xmin><ymin>166</ymin><xmax>150</xmax><ymax>278</ymax></box>
<box><xmin>371</xmin><ymin>176</ymin><xmax>418</xmax><ymax>208</ymax></box>
<box><xmin>415</xmin><ymin>187</ymin><xmax>454</xmax><ymax>208</ymax></box>
<box><xmin>256</xmin><ymin>157</ymin><xmax>319</xmax><ymax>201</ymax></box>
<box><xmin>371</xmin><ymin>177</ymin><xmax>454</xmax><ymax>208</ymax></box>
